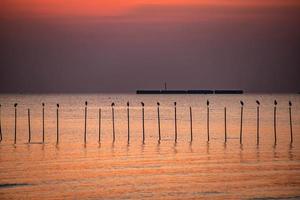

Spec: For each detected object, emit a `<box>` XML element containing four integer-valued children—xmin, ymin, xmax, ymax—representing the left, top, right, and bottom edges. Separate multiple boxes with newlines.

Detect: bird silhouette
<box><xmin>57</xmin><ymin>104</ymin><xmax>59</xmax><ymax>108</ymax></box>
<box><xmin>141</xmin><ymin>102</ymin><xmax>144</xmax><ymax>107</ymax></box>
<box><xmin>111</xmin><ymin>102</ymin><xmax>115</xmax><ymax>107</ymax></box>
<box><xmin>42</xmin><ymin>102</ymin><xmax>45</xmax><ymax>107</ymax></box>
<box><xmin>127</xmin><ymin>102</ymin><xmax>129</xmax><ymax>107</ymax></box>
<box><xmin>157</xmin><ymin>102</ymin><xmax>160</xmax><ymax>106</ymax></box>
<box><xmin>14</xmin><ymin>103</ymin><xmax>18</xmax><ymax>107</ymax></box>
<box><xmin>274</xmin><ymin>100</ymin><xmax>277</xmax><ymax>106</ymax></box>
<box><xmin>240</xmin><ymin>101</ymin><xmax>244</xmax><ymax>106</ymax></box>
<box><xmin>174</xmin><ymin>102</ymin><xmax>177</xmax><ymax>106</ymax></box>
<box><xmin>289</xmin><ymin>101</ymin><xmax>292</xmax><ymax>107</ymax></box>
<box><xmin>256</xmin><ymin>100</ymin><xmax>260</xmax><ymax>105</ymax></box>
<box><xmin>207</xmin><ymin>100</ymin><xmax>209</xmax><ymax>106</ymax></box>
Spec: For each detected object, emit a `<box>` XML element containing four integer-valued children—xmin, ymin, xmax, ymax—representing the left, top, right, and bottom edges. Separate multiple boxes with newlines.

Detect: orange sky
<box><xmin>2</xmin><ymin>0</ymin><xmax>300</xmax><ymax>18</ymax></box>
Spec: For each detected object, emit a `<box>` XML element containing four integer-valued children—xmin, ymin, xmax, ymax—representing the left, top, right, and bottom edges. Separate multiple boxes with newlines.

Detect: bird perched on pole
<box><xmin>85</xmin><ymin>101</ymin><xmax>88</xmax><ymax>106</ymax></box>
<box><xmin>274</xmin><ymin>100</ymin><xmax>277</xmax><ymax>106</ymax></box>
<box><xmin>256</xmin><ymin>100</ymin><xmax>260</xmax><ymax>106</ymax></box>
<box><xmin>111</xmin><ymin>102</ymin><xmax>115</xmax><ymax>107</ymax></box>
<box><xmin>240</xmin><ymin>101</ymin><xmax>244</xmax><ymax>106</ymax></box>
<box><xmin>207</xmin><ymin>100</ymin><xmax>209</xmax><ymax>106</ymax></box>
<box><xmin>289</xmin><ymin>101</ymin><xmax>292</xmax><ymax>107</ymax></box>
<box><xmin>174</xmin><ymin>102</ymin><xmax>177</xmax><ymax>106</ymax></box>
<box><xmin>141</xmin><ymin>102</ymin><xmax>144</xmax><ymax>107</ymax></box>
<box><xmin>157</xmin><ymin>102</ymin><xmax>160</xmax><ymax>106</ymax></box>
<box><xmin>127</xmin><ymin>102</ymin><xmax>129</xmax><ymax>107</ymax></box>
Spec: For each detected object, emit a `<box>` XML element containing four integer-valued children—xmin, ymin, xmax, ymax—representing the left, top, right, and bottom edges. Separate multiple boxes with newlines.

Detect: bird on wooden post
<box><xmin>256</xmin><ymin>100</ymin><xmax>260</xmax><ymax>145</ymax></box>
<box><xmin>274</xmin><ymin>100</ymin><xmax>277</xmax><ymax>145</ymax></box>
<box><xmin>157</xmin><ymin>102</ymin><xmax>161</xmax><ymax>142</ymax></box>
<box><xmin>14</xmin><ymin>103</ymin><xmax>18</xmax><ymax>144</ymax></box>
<box><xmin>141</xmin><ymin>102</ymin><xmax>145</xmax><ymax>143</ymax></box>
<box><xmin>174</xmin><ymin>102</ymin><xmax>177</xmax><ymax>143</ymax></box>
<box><xmin>240</xmin><ymin>100</ymin><xmax>244</xmax><ymax>144</ymax></box>
<box><xmin>42</xmin><ymin>103</ymin><xmax>45</xmax><ymax>143</ymax></box>
<box><xmin>111</xmin><ymin>102</ymin><xmax>115</xmax><ymax>142</ymax></box>
<box><xmin>56</xmin><ymin>104</ymin><xmax>59</xmax><ymax>145</ymax></box>
<box><xmin>84</xmin><ymin>101</ymin><xmax>88</xmax><ymax>144</ymax></box>
<box><xmin>289</xmin><ymin>101</ymin><xmax>293</xmax><ymax>144</ymax></box>
<box><xmin>127</xmin><ymin>101</ymin><xmax>130</xmax><ymax>143</ymax></box>
<box><xmin>206</xmin><ymin>100</ymin><xmax>210</xmax><ymax>142</ymax></box>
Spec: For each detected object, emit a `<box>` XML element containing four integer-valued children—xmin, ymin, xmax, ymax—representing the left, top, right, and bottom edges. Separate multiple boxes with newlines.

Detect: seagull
<box><xmin>207</xmin><ymin>100</ymin><xmax>209</xmax><ymax>106</ymax></box>
<box><xmin>174</xmin><ymin>102</ymin><xmax>177</xmax><ymax>106</ymax></box>
<box><xmin>111</xmin><ymin>102</ymin><xmax>115</xmax><ymax>107</ymax></box>
<box><xmin>141</xmin><ymin>102</ymin><xmax>144</xmax><ymax>107</ymax></box>
<box><xmin>127</xmin><ymin>101</ymin><xmax>129</xmax><ymax>107</ymax></box>
<box><xmin>256</xmin><ymin>100</ymin><xmax>260</xmax><ymax>105</ymax></box>
<box><xmin>289</xmin><ymin>101</ymin><xmax>292</xmax><ymax>107</ymax></box>
<box><xmin>240</xmin><ymin>101</ymin><xmax>244</xmax><ymax>106</ymax></box>
<box><xmin>157</xmin><ymin>102</ymin><xmax>160</xmax><ymax>106</ymax></box>
<box><xmin>274</xmin><ymin>100</ymin><xmax>277</xmax><ymax>106</ymax></box>
<box><xmin>14</xmin><ymin>103</ymin><xmax>18</xmax><ymax>107</ymax></box>
<box><xmin>85</xmin><ymin>101</ymin><xmax>88</xmax><ymax>106</ymax></box>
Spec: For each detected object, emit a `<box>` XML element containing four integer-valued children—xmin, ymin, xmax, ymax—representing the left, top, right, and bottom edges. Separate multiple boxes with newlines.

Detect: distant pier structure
<box><xmin>136</xmin><ymin>89</ymin><xmax>243</xmax><ymax>94</ymax></box>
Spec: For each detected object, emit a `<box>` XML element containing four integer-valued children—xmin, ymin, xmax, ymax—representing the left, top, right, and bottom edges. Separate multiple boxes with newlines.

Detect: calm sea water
<box><xmin>0</xmin><ymin>94</ymin><xmax>299</xmax><ymax>199</ymax></box>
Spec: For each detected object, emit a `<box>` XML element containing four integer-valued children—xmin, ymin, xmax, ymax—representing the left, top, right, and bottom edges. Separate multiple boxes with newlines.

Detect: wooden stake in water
<box><xmin>28</xmin><ymin>108</ymin><xmax>31</xmax><ymax>143</ymax></box>
<box><xmin>14</xmin><ymin>103</ymin><xmax>17</xmax><ymax>144</ymax></box>
<box><xmin>0</xmin><ymin>104</ymin><xmax>2</xmax><ymax>143</ymax></box>
<box><xmin>240</xmin><ymin>101</ymin><xmax>244</xmax><ymax>144</ymax></box>
<box><xmin>42</xmin><ymin>103</ymin><xmax>45</xmax><ymax>143</ymax></box>
<box><xmin>111</xmin><ymin>102</ymin><xmax>115</xmax><ymax>142</ymax></box>
<box><xmin>289</xmin><ymin>101</ymin><xmax>293</xmax><ymax>144</ymax></box>
<box><xmin>274</xmin><ymin>100</ymin><xmax>277</xmax><ymax>145</ymax></box>
<box><xmin>157</xmin><ymin>102</ymin><xmax>161</xmax><ymax>142</ymax></box>
<box><xmin>256</xmin><ymin>100</ymin><xmax>260</xmax><ymax>145</ymax></box>
<box><xmin>56</xmin><ymin>104</ymin><xmax>59</xmax><ymax>145</ymax></box>
<box><xmin>189</xmin><ymin>106</ymin><xmax>193</xmax><ymax>142</ymax></box>
<box><xmin>84</xmin><ymin>101</ymin><xmax>87</xmax><ymax>144</ymax></box>
<box><xmin>174</xmin><ymin>102</ymin><xmax>177</xmax><ymax>143</ymax></box>
<box><xmin>127</xmin><ymin>102</ymin><xmax>130</xmax><ymax>143</ymax></box>
<box><xmin>224</xmin><ymin>107</ymin><xmax>227</xmax><ymax>143</ymax></box>
<box><xmin>99</xmin><ymin>108</ymin><xmax>101</xmax><ymax>143</ymax></box>
<box><xmin>207</xmin><ymin>100</ymin><xmax>210</xmax><ymax>142</ymax></box>
<box><xmin>141</xmin><ymin>102</ymin><xmax>145</xmax><ymax>143</ymax></box>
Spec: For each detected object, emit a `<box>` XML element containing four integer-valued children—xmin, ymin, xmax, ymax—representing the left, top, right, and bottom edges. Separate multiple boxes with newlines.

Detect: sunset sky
<box><xmin>1</xmin><ymin>0</ymin><xmax>300</xmax><ymax>93</ymax></box>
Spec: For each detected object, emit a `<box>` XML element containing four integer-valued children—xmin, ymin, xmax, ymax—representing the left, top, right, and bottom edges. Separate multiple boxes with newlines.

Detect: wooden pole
<box><xmin>274</xmin><ymin>100</ymin><xmax>277</xmax><ymax>145</ymax></box>
<box><xmin>0</xmin><ymin>104</ymin><xmax>2</xmax><ymax>143</ymax></box>
<box><xmin>84</xmin><ymin>101</ymin><xmax>87</xmax><ymax>144</ymax></box>
<box><xmin>224</xmin><ymin>107</ymin><xmax>227</xmax><ymax>143</ymax></box>
<box><xmin>28</xmin><ymin>108</ymin><xmax>31</xmax><ymax>143</ymax></box>
<box><xmin>127</xmin><ymin>102</ymin><xmax>130</xmax><ymax>143</ymax></box>
<box><xmin>207</xmin><ymin>100</ymin><xmax>209</xmax><ymax>142</ymax></box>
<box><xmin>14</xmin><ymin>103</ymin><xmax>17</xmax><ymax>144</ymax></box>
<box><xmin>190</xmin><ymin>106</ymin><xmax>193</xmax><ymax>142</ymax></box>
<box><xmin>99</xmin><ymin>108</ymin><xmax>101</xmax><ymax>143</ymax></box>
<box><xmin>42</xmin><ymin>103</ymin><xmax>45</xmax><ymax>143</ymax></box>
<box><xmin>240</xmin><ymin>101</ymin><xmax>244</xmax><ymax>144</ymax></box>
<box><xmin>157</xmin><ymin>102</ymin><xmax>161</xmax><ymax>142</ymax></box>
<box><xmin>141</xmin><ymin>102</ymin><xmax>145</xmax><ymax>143</ymax></box>
<box><xmin>56</xmin><ymin>104</ymin><xmax>59</xmax><ymax>145</ymax></box>
<box><xmin>289</xmin><ymin>101</ymin><xmax>293</xmax><ymax>144</ymax></box>
<box><xmin>174</xmin><ymin>102</ymin><xmax>177</xmax><ymax>143</ymax></box>
<box><xmin>257</xmin><ymin>106</ymin><xmax>260</xmax><ymax>145</ymax></box>
<box><xmin>111</xmin><ymin>103</ymin><xmax>115</xmax><ymax>142</ymax></box>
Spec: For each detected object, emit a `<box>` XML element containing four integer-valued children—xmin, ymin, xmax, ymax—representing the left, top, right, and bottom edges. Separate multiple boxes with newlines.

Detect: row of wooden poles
<box><xmin>0</xmin><ymin>100</ymin><xmax>294</xmax><ymax>145</ymax></box>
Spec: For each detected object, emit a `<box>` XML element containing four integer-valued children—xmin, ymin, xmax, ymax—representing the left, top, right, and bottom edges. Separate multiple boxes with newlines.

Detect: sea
<box><xmin>0</xmin><ymin>94</ymin><xmax>299</xmax><ymax>199</ymax></box>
